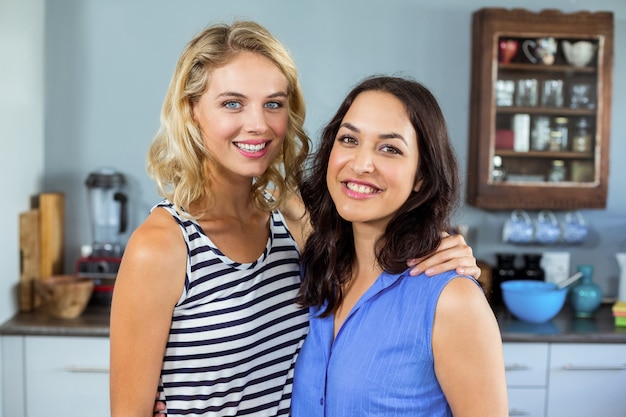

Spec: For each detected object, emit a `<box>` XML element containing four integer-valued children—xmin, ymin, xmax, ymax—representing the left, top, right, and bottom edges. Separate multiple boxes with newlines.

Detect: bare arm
<box><xmin>407</xmin><ymin>233</ymin><xmax>482</xmax><ymax>280</ymax></box>
<box><xmin>433</xmin><ymin>277</ymin><xmax>508</xmax><ymax>417</ymax></box>
<box><xmin>282</xmin><ymin>194</ymin><xmax>481</xmax><ymax>279</ymax></box>
<box><xmin>280</xmin><ymin>192</ymin><xmax>311</xmax><ymax>251</ymax></box>
<box><xmin>110</xmin><ymin>209</ymin><xmax>187</xmax><ymax>417</ymax></box>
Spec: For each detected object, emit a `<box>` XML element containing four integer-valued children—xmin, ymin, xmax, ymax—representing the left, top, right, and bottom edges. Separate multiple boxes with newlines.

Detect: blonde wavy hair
<box><xmin>147</xmin><ymin>21</ymin><xmax>310</xmax><ymax>217</ymax></box>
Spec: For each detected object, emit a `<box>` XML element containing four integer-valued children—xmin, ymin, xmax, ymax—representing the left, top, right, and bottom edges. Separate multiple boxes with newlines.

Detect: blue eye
<box><xmin>224</xmin><ymin>101</ymin><xmax>241</xmax><ymax>109</ymax></box>
<box><xmin>265</xmin><ymin>101</ymin><xmax>282</xmax><ymax>109</ymax></box>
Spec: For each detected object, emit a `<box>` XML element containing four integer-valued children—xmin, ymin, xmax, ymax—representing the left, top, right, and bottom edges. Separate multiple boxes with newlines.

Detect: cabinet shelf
<box><xmin>498</xmin><ymin>63</ymin><xmax>597</xmax><ymax>74</ymax></box>
<box><xmin>496</xmin><ymin>107</ymin><xmax>596</xmax><ymax>117</ymax></box>
<box><xmin>496</xmin><ymin>150</ymin><xmax>593</xmax><ymax>160</ymax></box>
<box><xmin>466</xmin><ymin>8</ymin><xmax>613</xmax><ymax>210</ymax></box>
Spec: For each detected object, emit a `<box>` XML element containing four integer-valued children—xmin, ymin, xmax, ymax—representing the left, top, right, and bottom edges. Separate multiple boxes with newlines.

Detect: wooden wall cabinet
<box><xmin>466</xmin><ymin>8</ymin><xmax>613</xmax><ymax>210</ymax></box>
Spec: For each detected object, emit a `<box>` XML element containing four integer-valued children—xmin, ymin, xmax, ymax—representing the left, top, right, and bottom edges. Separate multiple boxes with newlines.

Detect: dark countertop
<box><xmin>494</xmin><ymin>303</ymin><xmax>626</xmax><ymax>343</ymax></box>
<box><xmin>1</xmin><ymin>303</ymin><xmax>626</xmax><ymax>343</ymax></box>
<box><xmin>0</xmin><ymin>305</ymin><xmax>110</xmax><ymax>337</ymax></box>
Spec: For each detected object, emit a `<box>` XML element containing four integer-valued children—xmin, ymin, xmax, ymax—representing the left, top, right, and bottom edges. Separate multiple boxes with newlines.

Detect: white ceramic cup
<box><xmin>503</xmin><ymin>210</ymin><xmax>534</xmax><ymax>244</ymax></box>
<box><xmin>535</xmin><ymin>210</ymin><xmax>560</xmax><ymax>245</ymax></box>
<box><xmin>561</xmin><ymin>211</ymin><xmax>588</xmax><ymax>244</ymax></box>
<box><xmin>562</xmin><ymin>40</ymin><xmax>597</xmax><ymax>67</ymax></box>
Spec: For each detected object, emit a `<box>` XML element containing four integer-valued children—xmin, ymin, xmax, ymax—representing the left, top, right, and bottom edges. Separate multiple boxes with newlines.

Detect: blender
<box><xmin>76</xmin><ymin>168</ymin><xmax>128</xmax><ymax>301</ymax></box>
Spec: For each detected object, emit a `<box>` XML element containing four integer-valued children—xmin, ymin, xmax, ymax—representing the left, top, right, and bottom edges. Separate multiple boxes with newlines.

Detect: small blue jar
<box><xmin>569</xmin><ymin>264</ymin><xmax>602</xmax><ymax>318</ymax></box>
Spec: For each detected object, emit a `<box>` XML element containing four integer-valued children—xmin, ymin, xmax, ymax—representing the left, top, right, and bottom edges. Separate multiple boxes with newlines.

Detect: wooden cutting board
<box><xmin>33</xmin><ymin>192</ymin><xmax>65</xmax><ymax>278</ymax></box>
<box><xmin>19</xmin><ymin>209</ymin><xmax>41</xmax><ymax>311</ymax></box>
<box><xmin>19</xmin><ymin>192</ymin><xmax>65</xmax><ymax>312</ymax></box>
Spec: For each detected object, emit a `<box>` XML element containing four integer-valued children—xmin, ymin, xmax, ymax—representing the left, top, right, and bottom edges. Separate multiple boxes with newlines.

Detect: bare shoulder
<box><xmin>279</xmin><ymin>193</ymin><xmax>311</xmax><ymax>250</ymax></box>
<box><xmin>115</xmin><ymin>207</ymin><xmax>187</xmax><ymax>305</ymax></box>
<box><xmin>435</xmin><ymin>276</ymin><xmax>495</xmax><ymax>326</ymax></box>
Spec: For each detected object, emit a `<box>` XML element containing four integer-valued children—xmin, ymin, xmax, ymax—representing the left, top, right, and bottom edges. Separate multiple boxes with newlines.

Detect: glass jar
<box><xmin>552</xmin><ymin>117</ymin><xmax>569</xmax><ymax>150</ymax></box>
<box><xmin>493</xmin><ymin>253</ymin><xmax>517</xmax><ymax>305</ymax></box>
<box><xmin>492</xmin><ymin>155</ymin><xmax>506</xmax><ymax>182</ymax></box>
<box><xmin>531</xmin><ymin>116</ymin><xmax>551</xmax><ymax>150</ymax></box>
<box><xmin>548</xmin><ymin>159</ymin><xmax>566</xmax><ymax>182</ymax></box>
<box><xmin>518</xmin><ymin>254</ymin><xmax>545</xmax><ymax>281</ymax></box>
<box><xmin>572</xmin><ymin>117</ymin><xmax>593</xmax><ymax>153</ymax></box>
<box><xmin>548</xmin><ymin>130</ymin><xmax>563</xmax><ymax>151</ymax></box>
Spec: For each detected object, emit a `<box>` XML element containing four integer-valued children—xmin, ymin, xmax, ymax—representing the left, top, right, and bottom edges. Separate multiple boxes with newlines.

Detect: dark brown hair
<box><xmin>297</xmin><ymin>76</ymin><xmax>460</xmax><ymax>316</ymax></box>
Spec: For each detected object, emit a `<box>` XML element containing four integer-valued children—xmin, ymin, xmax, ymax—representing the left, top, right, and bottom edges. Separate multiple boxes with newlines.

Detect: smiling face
<box><xmin>192</xmin><ymin>51</ymin><xmax>289</xmax><ymax>180</ymax></box>
<box><xmin>326</xmin><ymin>90</ymin><xmax>420</xmax><ymax>230</ymax></box>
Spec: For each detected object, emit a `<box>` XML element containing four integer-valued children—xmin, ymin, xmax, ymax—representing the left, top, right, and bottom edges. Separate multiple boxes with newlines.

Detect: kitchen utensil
<box><xmin>541</xmin><ymin>79</ymin><xmax>564</xmax><ymax>107</ymax></box>
<box><xmin>501</xmin><ymin>280</ymin><xmax>567</xmax><ymax>323</ymax></box>
<box><xmin>556</xmin><ymin>271</ymin><xmax>583</xmax><ymax>290</ymax></box>
<box><xmin>503</xmin><ymin>210</ymin><xmax>533</xmax><ymax>244</ymax></box>
<box><xmin>562</xmin><ymin>40</ymin><xmax>597</xmax><ymax>67</ymax></box>
<box><xmin>515</xmin><ymin>80</ymin><xmax>538</xmax><ymax>107</ymax></box>
<box><xmin>34</xmin><ymin>275</ymin><xmax>94</xmax><ymax>319</ymax></box>
<box><xmin>535</xmin><ymin>210</ymin><xmax>560</xmax><ymax>245</ymax></box>
<box><xmin>498</xmin><ymin>39</ymin><xmax>518</xmax><ymax>64</ymax></box>
<box><xmin>522</xmin><ymin>37</ymin><xmax>557</xmax><ymax>65</ymax></box>
<box><xmin>86</xmin><ymin>168</ymin><xmax>128</xmax><ymax>258</ymax></box>
<box><xmin>561</xmin><ymin>211</ymin><xmax>588</xmax><ymax>244</ymax></box>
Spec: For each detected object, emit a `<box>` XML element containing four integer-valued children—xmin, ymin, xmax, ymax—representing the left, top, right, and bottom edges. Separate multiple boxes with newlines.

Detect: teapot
<box><xmin>562</xmin><ymin>40</ymin><xmax>597</xmax><ymax>67</ymax></box>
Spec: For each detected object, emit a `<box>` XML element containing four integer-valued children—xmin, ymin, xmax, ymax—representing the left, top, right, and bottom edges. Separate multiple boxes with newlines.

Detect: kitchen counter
<box><xmin>0</xmin><ymin>305</ymin><xmax>110</xmax><ymax>337</ymax></box>
<box><xmin>494</xmin><ymin>303</ymin><xmax>626</xmax><ymax>343</ymax></box>
<box><xmin>1</xmin><ymin>303</ymin><xmax>626</xmax><ymax>343</ymax></box>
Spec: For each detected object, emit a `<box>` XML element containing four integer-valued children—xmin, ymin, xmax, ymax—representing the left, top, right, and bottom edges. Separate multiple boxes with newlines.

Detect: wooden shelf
<box><xmin>465</xmin><ymin>8</ymin><xmax>613</xmax><ymax>210</ymax></box>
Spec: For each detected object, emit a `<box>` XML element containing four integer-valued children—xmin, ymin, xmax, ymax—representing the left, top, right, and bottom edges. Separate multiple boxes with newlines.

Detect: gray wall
<box><xmin>2</xmin><ymin>0</ymin><xmax>626</xmax><ymax>325</ymax></box>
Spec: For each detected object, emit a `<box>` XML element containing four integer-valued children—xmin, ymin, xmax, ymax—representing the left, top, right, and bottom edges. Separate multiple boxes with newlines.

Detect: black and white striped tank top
<box><xmin>156</xmin><ymin>200</ymin><xmax>309</xmax><ymax>416</ymax></box>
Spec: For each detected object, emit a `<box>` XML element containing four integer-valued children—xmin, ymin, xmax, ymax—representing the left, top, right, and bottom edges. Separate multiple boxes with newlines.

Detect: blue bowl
<box><xmin>500</xmin><ymin>280</ymin><xmax>567</xmax><ymax>323</ymax></box>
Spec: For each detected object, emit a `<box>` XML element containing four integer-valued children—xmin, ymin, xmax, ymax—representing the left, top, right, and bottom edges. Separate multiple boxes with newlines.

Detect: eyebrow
<box><xmin>216</xmin><ymin>91</ymin><xmax>288</xmax><ymax>99</ymax></box>
<box><xmin>339</xmin><ymin>122</ymin><xmax>408</xmax><ymax>145</ymax></box>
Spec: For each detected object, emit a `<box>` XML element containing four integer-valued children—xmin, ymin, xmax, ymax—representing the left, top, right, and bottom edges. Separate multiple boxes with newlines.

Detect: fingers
<box><xmin>153</xmin><ymin>394</ymin><xmax>166</xmax><ymax>415</ymax></box>
<box><xmin>407</xmin><ymin>234</ymin><xmax>480</xmax><ymax>279</ymax></box>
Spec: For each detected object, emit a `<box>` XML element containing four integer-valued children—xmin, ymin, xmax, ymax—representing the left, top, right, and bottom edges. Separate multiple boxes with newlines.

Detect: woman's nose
<box><xmin>244</xmin><ymin>106</ymin><xmax>270</xmax><ymax>134</ymax></box>
<box><xmin>351</xmin><ymin>148</ymin><xmax>374</xmax><ymax>175</ymax></box>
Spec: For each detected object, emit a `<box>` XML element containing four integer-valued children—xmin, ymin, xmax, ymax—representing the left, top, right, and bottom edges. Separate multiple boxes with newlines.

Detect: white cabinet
<box><xmin>547</xmin><ymin>343</ymin><xmax>626</xmax><ymax>417</ymax></box>
<box><xmin>503</xmin><ymin>343</ymin><xmax>549</xmax><ymax>417</ymax></box>
<box><xmin>1</xmin><ymin>335</ymin><xmax>109</xmax><ymax>417</ymax></box>
<box><xmin>503</xmin><ymin>342</ymin><xmax>626</xmax><ymax>417</ymax></box>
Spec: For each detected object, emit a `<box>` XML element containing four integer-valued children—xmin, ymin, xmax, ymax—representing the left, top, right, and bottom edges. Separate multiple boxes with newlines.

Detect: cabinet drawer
<box><xmin>547</xmin><ymin>343</ymin><xmax>626</xmax><ymax>417</ymax></box>
<box><xmin>25</xmin><ymin>336</ymin><xmax>109</xmax><ymax>417</ymax></box>
<box><xmin>503</xmin><ymin>343</ymin><xmax>549</xmax><ymax>387</ymax></box>
<box><xmin>508</xmin><ymin>388</ymin><xmax>546</xmax><ymax>417</ymax></box>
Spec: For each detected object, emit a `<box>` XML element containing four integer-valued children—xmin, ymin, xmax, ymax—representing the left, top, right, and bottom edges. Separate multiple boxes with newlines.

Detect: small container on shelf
<box><xmin>512</xmin><ymin>114</ymin><xmax>531</xmax><ymax>152</ymax></box>
<box><xmin>572</xmin><ymin>117</ymin><xmax>593</xmax><ymax>153</ymax></box>
<box><xmin>552</xmin><ymin>117</ymin><xmax>569</xmax><ymax>150</ymax></box>
<box><xmin>531</xmin><ymin>116</ymin><xmax>551</xmax><ymax>151</ymax></box>
<box><xmin>492</xmin><ymin>155</ymin><xmax>507</xmax><ymax>182</ymax></box>
<box><xmin>548</xmin><ymin>131</ymin><xmax>564</xmax><ymax>151</ymax></box>
<box><xmin>548</xmin><ymin>160</ymin><xmax>567</xmax><ymax>182</ymax></box>
<box><xmin>519</xmin><ymin>254</ymin><xmax>546</xmax><ymax>281</ymax></box>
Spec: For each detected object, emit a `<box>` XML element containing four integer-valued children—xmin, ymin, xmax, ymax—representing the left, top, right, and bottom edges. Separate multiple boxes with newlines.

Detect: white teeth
<box><xmin>346</xmin><ymin>182</ymin><xmax>377</xmax><ymax>194</ymax></box>
<box><xmin>236</xmin><ymin>142</ymin><xmax>266</xmax><ymax>152</ymax></box>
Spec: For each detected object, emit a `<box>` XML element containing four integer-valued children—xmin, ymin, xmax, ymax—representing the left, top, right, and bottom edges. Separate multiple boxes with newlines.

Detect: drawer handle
<box><xmin>509</xmin><ymin>409</ymin><xmax>530</xmax><ymax>416</ymax></box>
<box><xmin>64</xmin><ymin>365</ymin><xmax>109</xmax><ymax>373</ymax></box>
<box><xmin>562</xmin><ymin>363</ymin><xmax>626</xmax><ymax>371</ymax></box>
<box><xmin>505</xmin><ymin>364</ymin><xmax>531</xmax><ymax>371</ymax></box>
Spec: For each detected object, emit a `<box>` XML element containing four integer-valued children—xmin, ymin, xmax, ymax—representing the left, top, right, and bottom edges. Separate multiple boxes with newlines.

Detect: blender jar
<box><xmin>86</xmin><ymin>168</ymin><xmax>128</xmax><ymax>257</ymax></box>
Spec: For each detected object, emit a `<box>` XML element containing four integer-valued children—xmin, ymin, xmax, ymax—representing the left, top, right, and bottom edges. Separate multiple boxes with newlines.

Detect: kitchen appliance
<box><xmin>76</xmin><ymin>169</ymin><xmax>128</xmax><ymax>303</ymax></box>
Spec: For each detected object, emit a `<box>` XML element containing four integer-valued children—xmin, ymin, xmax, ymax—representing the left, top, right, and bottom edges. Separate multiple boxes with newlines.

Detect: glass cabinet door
<box><xmin>466</xmin><ymin>8</ymin><xmax>613</xmax><ymax>210</ymax></box>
